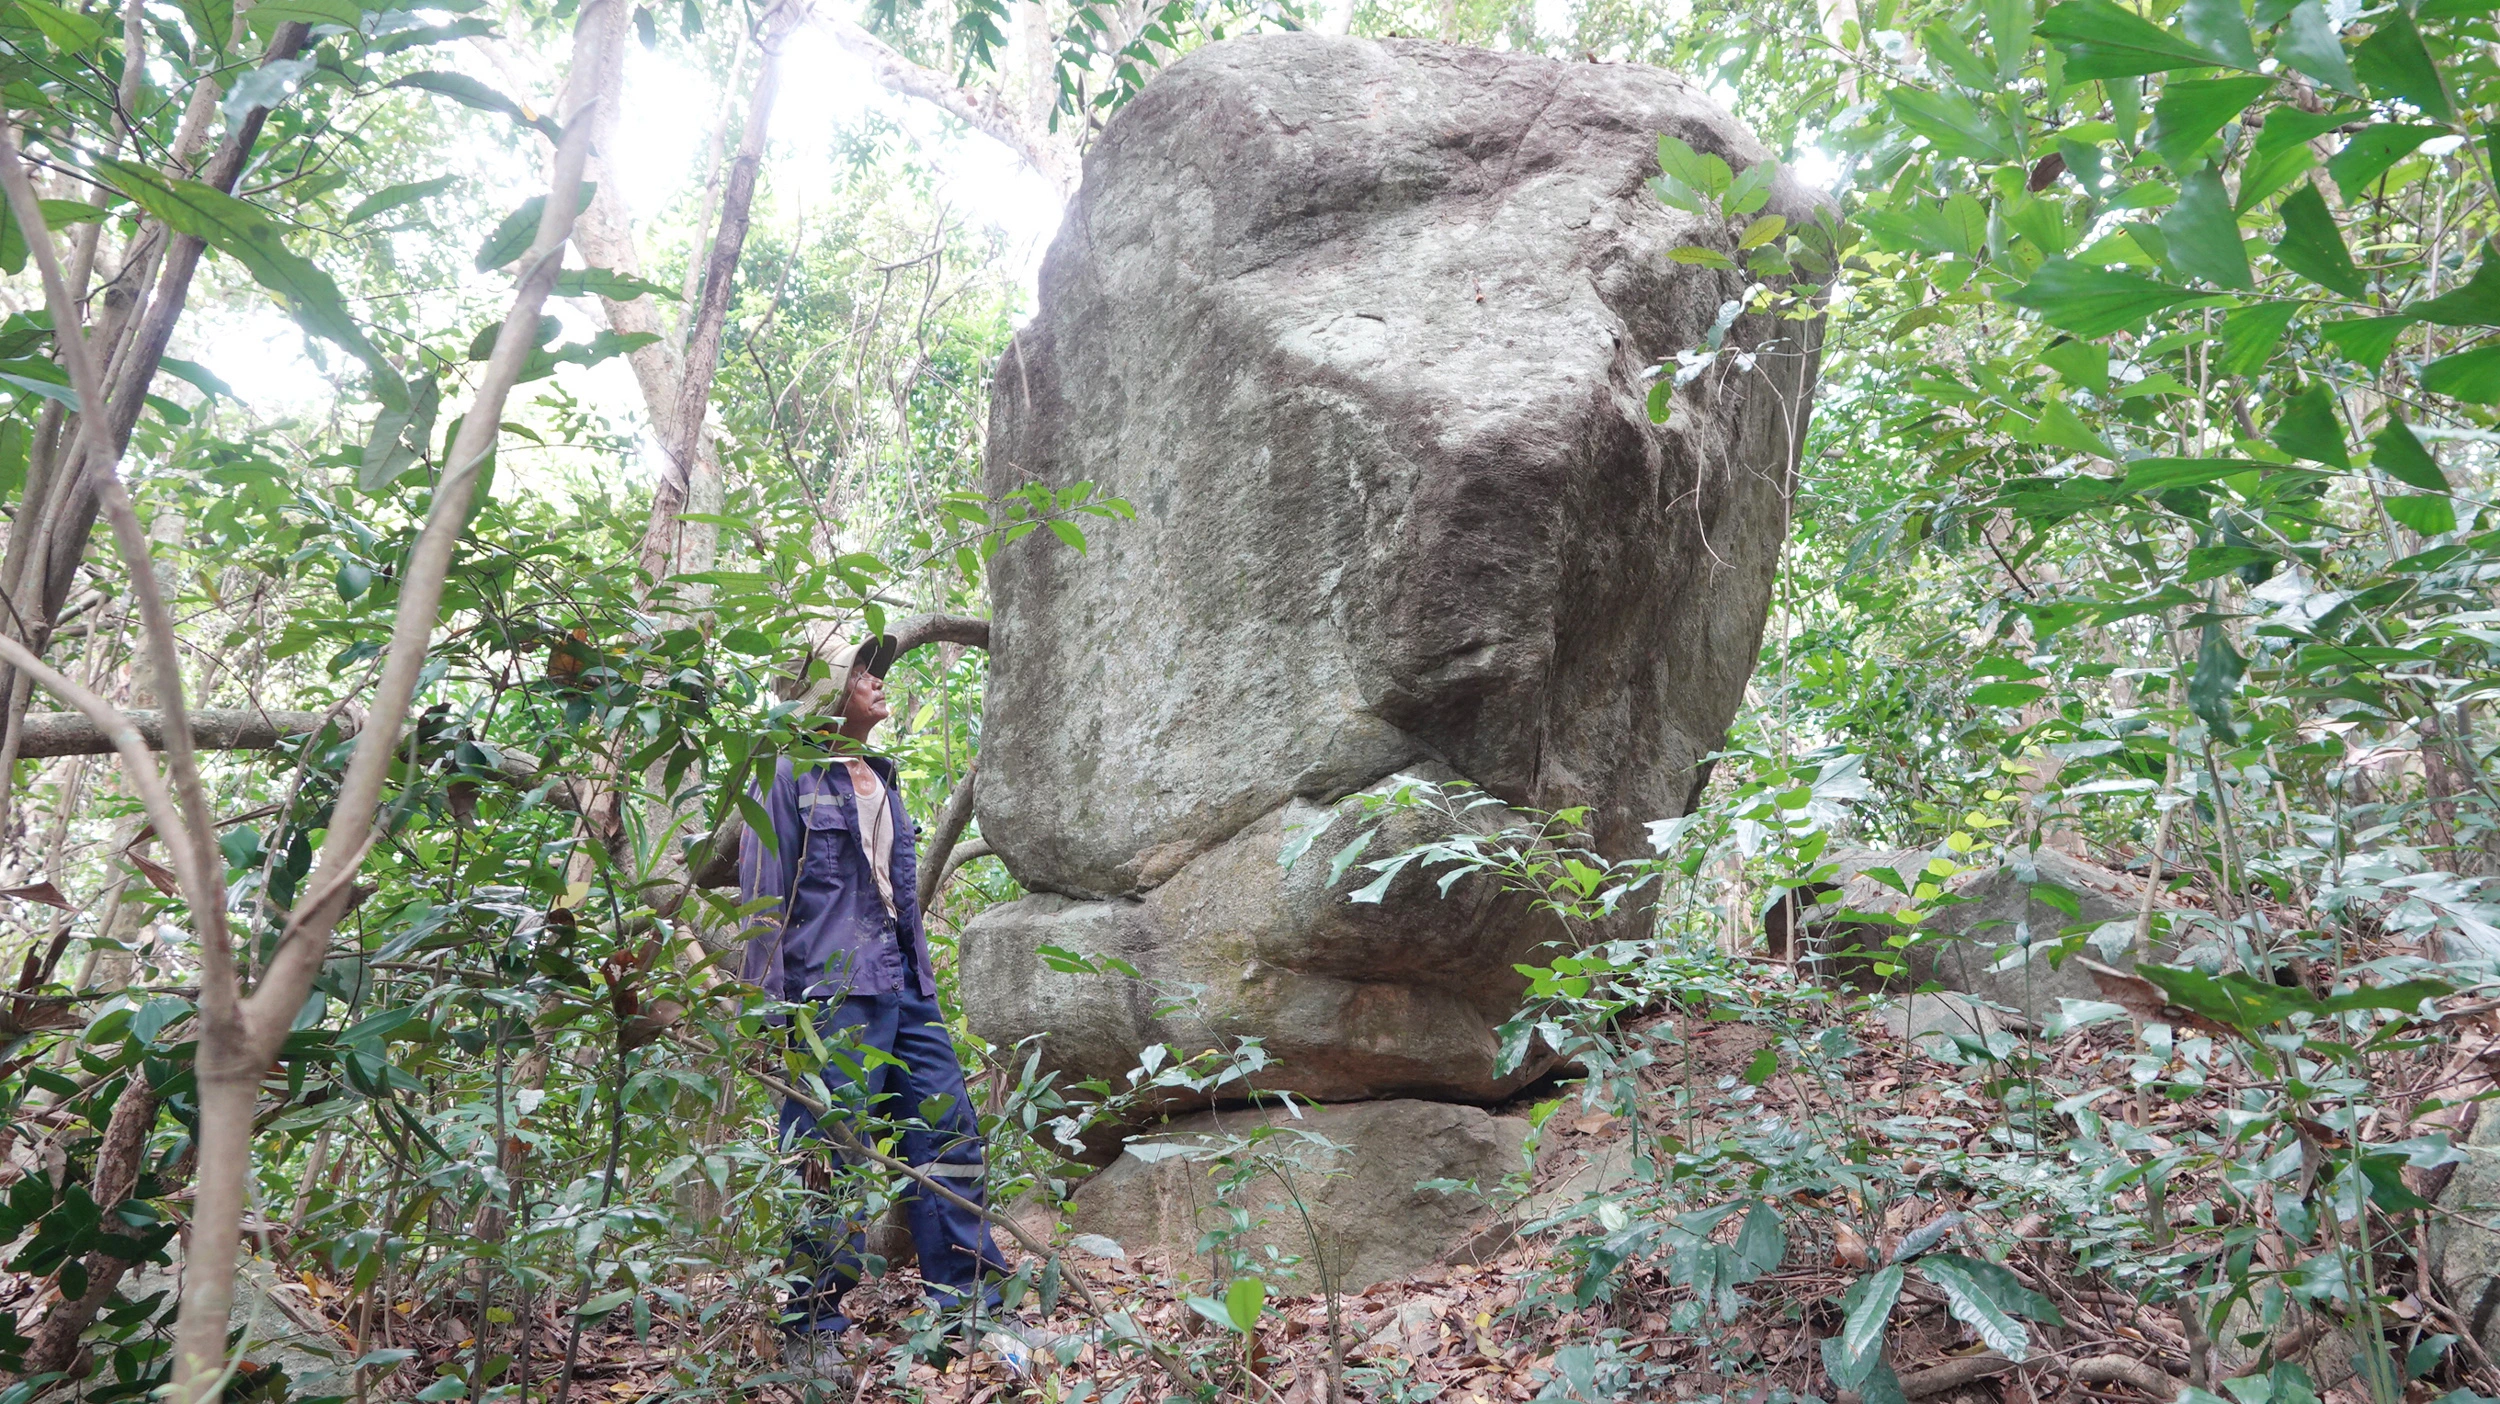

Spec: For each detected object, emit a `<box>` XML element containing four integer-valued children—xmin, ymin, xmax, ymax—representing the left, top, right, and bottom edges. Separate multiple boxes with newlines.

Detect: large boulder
<box><xmin>1795</xmin><ymin>846</ymin><xmax>2185</xmax><ymax>1026</ymax></box>
<box><xmin>966</xmin><ymin>34</ymin><xmax>1825</xmax><ymax>1106</ymax></box>
<box><xmin>1067</xmin><ymin>1098</ymin><xmax>1531</xmax><ymax>1294</ymax></box>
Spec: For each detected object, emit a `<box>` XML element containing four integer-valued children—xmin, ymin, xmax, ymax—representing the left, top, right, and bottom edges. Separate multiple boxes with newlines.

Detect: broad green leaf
<box><xmin>2147</xmin><ymin>76</ymin><xmax>2273</xmax><ymax>170</ymax></box>
<box><xmin>2185</xmin><ymin>545</ymin><xmax>2278</xmax><ymax>582</ymax></box>
<box><xmin>2371</xmin><ymin>419</ymin><xmax>2448</xmax><ymax>492</ymax></box>
<box><xmin>2181</xmin><ymin>0</ymin><xmax>2260</xmax><ymax>67</ymax></box>
<box><xmin>1737</xmin><ymin>214</ymin><xmax>1786</xmax><ymax>250</ymax></box>
<box><xmin>2138</xmin><ymin>962</ymin><xmax>2319</xmax><ymax>1031</ymax></box>
<box><xmin>2386</xmin><ymin>494</ymin><xmax>2457</xmax><ymax>534</ymax></box>
<box><xmin>2003</xmin><ymin>258</ymin><xmax>2218</xmax><ymax>336</ymax></box>
<box><xmin>2025</xmin><ymin>400</ymin><xmax>2115</xmax><ymax>456</ymax></box>
<box><xmin>477</xmin><ymin>185</ymin><xmax>598</xmax><ymax>274</ymax></box>
<box><xmin>2189</xmin><ymin>622</ymin><xmax>2247</xmax><ymax>739</ymax></box>
<box><xmin>2271</xmin><ymin>182</ymin><xmax>2364</xmax><ymax>297</ymax></box>
<box><xmin>0</xmin><ymin>372</ymin><xmax>78</xmax><ymax>409</ymax></box>
<box><xmin>2321</xmin><ymin>316</ymin><xmax>2409</xmax><ymax>370</ymax></box>
<box><xmin>2326</xmin><ymin>124</ymin><xmax>2438</xmax><ymax>200</ymax></box>
<box><xmin>555</xmin><ymin>267</ymin><xmax>683</xmax><ymax>302</ymax></box>
<box><xmin>1891</xmin><ymin>88</ymin><xmax>2019</xmax><ymax>162</ymax></box>
<box><xmin>344</xmin><ymin>176</ymin><xmax>455</xmax><ymax>225</ymax></box>
<box><xmin>2160</xmin><ymin>169</ymin><xmax>2252</xmax><ymax>289</ymax></box>
<box><xmin>392</xmin><ymin>71</ymin><xmax>562</xmax><ymax>139</ymax></box>
<box><xmin>2217</xmin><ymin>301</ymin><xmax>2300</xmax><ymax>376</ymax></box>
<box><xmin>1222</xmin><ymin>1274</ymin><xmax>1265</xmax><ymax>1333</ymax></box>
<box><xmin>2404</xmin><ymin>246</ymin><xmax>2500</xmax><ymax>326</ymax></box>
<box><xmin>157</xmin><ymin>357</ymin><xmax>233</xmax><ymax>400</ymax></box>
<box><xmin>1985</xmin><ymin>0</ymin><xmax>2034</xmax><ymax>77</ymax></box>
<box><xmin>1971</xmin><ymin>681</ymin><xmax>2049</xmax><ymax>706</ymax></box>
<box><xmin>2271</xmin><ymin>381</ymin><xmax>2350</xmax><ymax>467</ymax></box>
<box><xmin>2041</xmin><ymin>337</ymin><xmax>2109</xmax><ymax>392</ymax></box>
<box><xmin>2276</xmin><ymin>0</ymin><xmax>2358</xmax><ymax>95</ymax></box>
<box><xmin>95</xmin><ymin>159</ymin><xmax>393</xmax><ymax>396</ymax></box>
<box><xmin>2037</xmin><ymin>0</ymin><xmax>2236</xmax><ymax>78</ymax></box>
<box><xmin>1669</xmin><ymin>245</ymin><xmax>1738</xmax><ymax>270</ymax></box>
<box><xmin>2351</xmin><ymin>10</ymin><xmax>2451</xmax><ymax>120</ymax></box>
<box><xmin>2119</xmin><ymin>457</ymin><xmax>2270</xmax><ymax>492</ymax></box>
<box><xmin>1742</xmin><ymin>1046</ymin><xmax>1777</xmax><ymax>1085</ymax></box>
<box><xmin>2423</xmin><ymin>343</ymin><xmax>2500</xmax><ymax>403</ymax></box>
<box><xmin>2252</xmin><ymin>107</ymin><xmax>2349</xmax><ymax>162</ymax></box>
<box><xmin>0</xmin><ymin>196</ymin><xmax>108</xmax><ymax>275</ymax></box>
<box><xmin>1919</xmin><ymin>1255</ymin><xmax>2031</xmax><ymax>1360</ymax></box>
<box><xmin>1735</xmin><ymin>1203</ymin><xmax>1788</xmax><ymax>1275</ymax></box>
<box><xmin>2318</xmin><ymin>977</ymin><xmax>2452</xmax><ymax>1014</ymax></box>
<box><xmin>178</xmin><ymin>0</ymin><xmax>231</xmax><ymax>49</ymax></box>
<box><xmin>360</xmin><ymin>374</ymin><xmax>439</xmax><ymax>491</ymax></box>
<box><xmin>1842</xmin><ymin>1265</ymin><xmax>1906</xmax><ymax>1363</ymax></box>
<box><xmin>7</xmin><ymin>0</ymin><xmax>105</xmax><ymax>50</ymax></box>
<box><xmin>1923</xmin><ymin>1253</ymin><xmax>2065</xmax><ymax>1325</ymax></box>
<box><xmin>245</xmin><ymin>0</ymin><xmax>360</xmax><ymax>33</ymax></box>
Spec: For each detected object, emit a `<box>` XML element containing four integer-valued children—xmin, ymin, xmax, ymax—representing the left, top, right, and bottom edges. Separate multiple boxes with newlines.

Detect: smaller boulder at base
<box><xmin>1067</xmin><ymin>1099</ymin><xmax>1531</xmax><ymax>1295</ymax></box>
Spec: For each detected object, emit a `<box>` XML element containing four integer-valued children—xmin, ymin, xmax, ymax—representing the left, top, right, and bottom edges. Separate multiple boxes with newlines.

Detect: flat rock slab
<box><xmin>1067</xmin><ymin>1099</ymin><xmax>1531</xmax><ymax>1295</ymax></box>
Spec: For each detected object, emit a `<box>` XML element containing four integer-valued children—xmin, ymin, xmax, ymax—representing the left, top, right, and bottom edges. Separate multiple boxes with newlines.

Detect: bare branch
<box><xmin>816</xmin><ymin>13</ymin><xmax>1076</xmax><ymax>194</ymax></box>
<box><xmin>915</xmin><ymin>756</ymin><xmax>978</xmax><ymax>914</ymax></box>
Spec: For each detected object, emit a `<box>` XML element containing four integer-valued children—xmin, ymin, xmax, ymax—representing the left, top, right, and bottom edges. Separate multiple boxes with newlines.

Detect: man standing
<box><xmin>740</xmin><ymin>635</ymin><xmax>1038</xmax><ymax>1383</ymax></box>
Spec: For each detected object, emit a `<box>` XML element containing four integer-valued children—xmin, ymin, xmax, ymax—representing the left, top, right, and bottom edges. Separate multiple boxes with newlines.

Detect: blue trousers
<box><xmin>779</xmin><ymin>982</ymin><xmax>1008</xmax><ymax>1336</ymax></box>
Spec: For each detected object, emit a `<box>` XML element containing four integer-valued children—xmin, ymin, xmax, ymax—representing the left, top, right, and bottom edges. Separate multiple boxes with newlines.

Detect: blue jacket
<box><xmin>737</xmin><ymin>754</ymin><xmax>933</xmax><ymax>1000</ymax></box>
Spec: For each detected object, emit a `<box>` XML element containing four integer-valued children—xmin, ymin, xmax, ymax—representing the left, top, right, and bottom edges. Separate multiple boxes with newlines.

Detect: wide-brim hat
<box><xmin>828</xmin><ymin>633</ymin><xmax>900</xmax><ymax>681</ymax></box>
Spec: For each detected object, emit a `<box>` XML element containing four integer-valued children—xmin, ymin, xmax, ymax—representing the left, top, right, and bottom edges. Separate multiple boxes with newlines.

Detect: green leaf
<box><xmin>2218</xmin><ymin>300</ymin><xmax>2300</xmax><ymax>376</ymax></box>
<box><xmin>1046</xmin><ymin>519</ymin><xmax>1088</xmax><ymax>553</ymax></box>
<box><xmin>157</xmin><ymin>356</ymin><xmax>233</xmax><ymax>400</ymax></box>
<box><xmin>555</xmin><ymin>267</ymin><xmax>683</xmax><ymax>302</ymax></box>
<box><xmin>7</xmin><ymin>0</ymin><xmax>105</xmax><ymax>51</ymax></box>
<box><xmin>2321</xmin><ymin>316</ymin><xmax>2409</xmax><ymax>371</ymax></box>
<box><xmin>1741</xmin><ymin>1046</ymin><xmax>1778</xmax><ymax>1085</ymax></box>
<box><xmin>2276</xmin><ymin>0</ymin><xmax>2358</xmax><ymax>94</ymax></box>
<box><xmin>574</xmin><ymin>1288</ymin><xmax>633</xmax><ymax>1317</ymax></box>
<box><xmin>2026</xmin><ymin>399</ymin><xmax>2116</xmax><ymax>456</ymax></box>
<box><xmin>2003</xmin><ymin>258</ymin><xmax>2218</xmax><ymax>336</ymax></box>
<box><xmin>1923</xmin><ymin>1254</ymin><xmax>2065</xmax><ymax>1325</ymax></box>
<box><xmin>2385</xmin><ymin>493</ymin><xmax>2457</xmax><ymax>534</ymax></box>
<box><xmin>0</xmin><ymin>196</ymin><xmax>109</xmax><ymax>275</ymax></box>
<box><xmin>2185</xmin><ymin>545</ymin><xmax>2277</xmax><ymax>582</ymax></box>
<box><xmin>2138</xmin><ymin>962</ymin><xmax>2320</xmax><ymax>1032</ymax></box>
<box><xmin>343</xmin><ymin>176</ymin><xmax>455</xmax><ymax>226</ymax></box>
<box><xmin>2147</xmin><ymin>75</ymin><xmax>2273</xmax><ymax>169</ymax></box>
<box><xmin>360</xmin><ymin>374</ymin><xmax>438</xmax><ymax>491</ymax></box>
<box><xmin>1669</xmin><ymin>245</ymin><xmax>1738</xmax><ymax>270</ymax></box>
<box><xmin>2037</xmin><ymin>0</ymin><xmax>2237</xmax><ymax>78</ymax></box>
<box><xmin>1735</xmin><ymin>1203</ymin><xmax>1788</xmax><ymax>1275</ymax></box>
<box><xmin>2119</xmin><ymin>457</ymin><xmax>2270</xmax><ymax>492</ymax></box>
<box><xmin>2371</xmin><ymin>419</ymin><xmax>2448</xmax><ymax>492</ymax></box>
<box><xmin>479</xmin><ymin>191</ymin><xmax>569</xmax><ymax>272</ymax></box>
<box><xmin>1970</xmin><ymin>681</ymin><xmax>2049</xmax><ymax>706</ymax></box>
<box><xmin>2189</xmin><ymin>621</ymin><xmax>2247</xmax><ymax>739</ymax></box>
<box><xmin>2041</xmin><ymin>337</ymin><xmax>2109</xmax><ymax>392</ymax></box>
<box><xmin>95</xmin><ymin>159</ymin><xmax>394</xmax><ymax>397</ymax></box>
<box><xmin>2351</xmin><ymin>10</ymin><xmax>2451</xmax><ymax>120</ymax></box>
<box><xmin>2160</xmin><ymin>169</ymin><xmax>2252</xmax><ymax>289</ymax></box>
<box><xmin>2270</xmin><ymin>381</ymin><xmax>2350</xmax><ymax>468</ymax></box>
<box><xmin>245</xmin><ymin>0</ymin><xmax>358</xmax><ymax>30</ymax></box>
<box><xmin>1892</xmin><ymin>88</ymin><xmax>2018</xmax><ymax>162</ymax></box>
<box><xmin>2181</xmin><ymin>0</ymin><xmax>2260</xmax><ymax>67</ymax></box>
<box><xmin>2423</xmin><ymin>342</ymin><xmax>2500</xmax><ymax>403</ymax></box>
<box><xmin>1919</xmin><ymin>1255</ymin><xmax>2031</xmax><ymax>1360</ymax></box>
<box><xmin>1223</xmin><ymin>1275</ymin><xmax>1266</xmax><ymax>1333</ymax></box>
<box><xmin>2271</xmin><ymin>181</ymin><xmax>2365</xmax><ymax>297</ymax></box>
<box><xmin>1842</xmin><ymin>1265</ymin><xmax>1907</xmax><ymax>1363</ymax></box>
<box><xmin>2404</xmin><ymin>246</ymin><xmax>2500</xmax><ymax>326</ymax></box>
<box><xmin>2326</xmin><ymin>124</ymin><xmax>2439</xmax><ymax>200</ymax></box>
<box><xmin>392</xmin><ymin>71</ymin><xmax>562</xmax><ymax>139</ymax></box>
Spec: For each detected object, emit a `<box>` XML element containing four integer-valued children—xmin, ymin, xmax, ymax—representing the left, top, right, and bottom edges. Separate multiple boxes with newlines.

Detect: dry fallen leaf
<box><xmin>1834</xmin><ymin>1223</ymin><xmax>1873</xmax><ymax>1268</ymax></box>
<box><xmin>126</xmin><ymin>851</ymin><xmax>181</xmax><ymax>897</ymax></box>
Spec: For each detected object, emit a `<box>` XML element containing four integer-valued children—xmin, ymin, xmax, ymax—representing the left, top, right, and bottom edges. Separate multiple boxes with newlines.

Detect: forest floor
<box><xmin>290</xmin><ymin>979</ymin><xmax>2500</xmax><ymax>1404</ymax></box>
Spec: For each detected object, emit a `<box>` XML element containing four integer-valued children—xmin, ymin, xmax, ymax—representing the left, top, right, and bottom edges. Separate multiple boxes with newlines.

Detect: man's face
<box><xmin>842</xmin><ymin>662</ymin><xmax>891</xmax><ymax>733</ymax></box>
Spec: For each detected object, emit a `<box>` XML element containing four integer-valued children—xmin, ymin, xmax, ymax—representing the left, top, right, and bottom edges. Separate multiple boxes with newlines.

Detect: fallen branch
<box><xmin>2070</xmin><ymin>1355</ymin><xmax>2181</xmax><ymax>1400</ymax></box>
<box><xmin>1898</xmin><ymin>1352</ymin><xmax>2026</xmax><ymax>1398</ymax></box>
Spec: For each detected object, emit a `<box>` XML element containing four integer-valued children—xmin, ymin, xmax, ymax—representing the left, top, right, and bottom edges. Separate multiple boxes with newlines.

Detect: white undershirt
<box><xmin>840</xmin><ymin>759</ymin><xmax>898</xmax><ymax>917</ymax></box>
